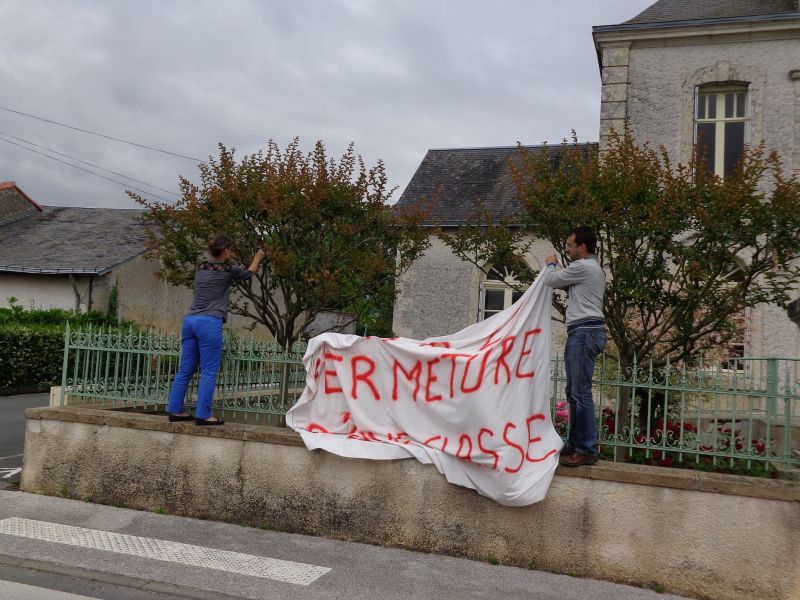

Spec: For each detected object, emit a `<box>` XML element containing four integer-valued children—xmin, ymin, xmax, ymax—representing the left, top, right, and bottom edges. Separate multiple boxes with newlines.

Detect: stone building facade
<box><xmin>594</xmin><ymin>0</ymin><xmax>800</xmax><ymax>357</ymax></box>
<box><xmin>394</xmin><ymin>0</ymin><xmax>800</xmax><ymax>359</ymax></box>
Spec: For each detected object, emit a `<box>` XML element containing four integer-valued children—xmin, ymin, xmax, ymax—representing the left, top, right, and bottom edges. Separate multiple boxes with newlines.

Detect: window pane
<box><xmin>736</xmin><ymin>92</ymin><xmax>746</xmax><ymax>118</ymax></box>
<box><xmin>725</xmin><ymin>93</ymin><xmax>734</xmax><ymax>119</ymax></box>
<box><xmin>724</xmin><ymin>122</ymin><xmax>745</xmax><ymax>178</ymax></box>
<box><xmin>707</xmin><ymin>94</ymin><xmax>717</xmax><ymax>118</ymax></box>
<box><xmin>484</xmin><ymin>289</ymin><xmax>505</xmax><ymax>311</ymax></box>
<box><xmin>696</xmin><ymin>122</ymin><xmax>716</xmax><ymax>173</ymax></box>
<box><xmin>696</xmin><ymin>94</ymin><xmax>706</xmax><ymax>119</ymax></box>
<box><xmin>511</xmin><ymin>291</ymin><xmax>524</xmax><ymax>304</ymax></box>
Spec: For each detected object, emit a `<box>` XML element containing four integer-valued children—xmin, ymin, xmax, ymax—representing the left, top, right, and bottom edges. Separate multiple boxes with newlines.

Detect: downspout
<box><xmin>88</xmin><ymin>275</ymin><xmax>94</xmax><ymax>312</ymax></box>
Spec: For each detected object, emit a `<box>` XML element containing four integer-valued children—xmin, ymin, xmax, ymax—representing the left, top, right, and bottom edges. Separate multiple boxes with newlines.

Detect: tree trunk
<box><xmin>614</xmin><ymin>354</ymin><xmax>635</xmax><ymax>462</ymax></box>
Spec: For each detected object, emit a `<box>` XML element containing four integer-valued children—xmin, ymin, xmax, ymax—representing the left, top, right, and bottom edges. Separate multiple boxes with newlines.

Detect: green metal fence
<box><xmin>551</xmin><ymin>354</ymin><xmax>800</xmax><ymax>472</ymax></box>
<box><xmin>59</xmin><ymin>323</ymin><xmax>307</xmax><ymax>424</ymax></box>
<box><xmin>60</xmin><ymin>324</ymin><xmax>799</xmax><ymax>471</ymax></box>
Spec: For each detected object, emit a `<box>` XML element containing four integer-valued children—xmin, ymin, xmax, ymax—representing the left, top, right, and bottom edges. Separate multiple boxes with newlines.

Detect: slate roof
<box><xmin>0</xmin><ymin>206</ymin><xmax>149</xmax><ymax>274</ymax></box>
<box><xmin>623</xmin><ymin>0</ymin><xmax>798</xmax><ymax>26</ymax></box>
<box><xmin>395</xmin><ymin>144</ymin><xmax>597</xmax><ymax>226</ymax></box>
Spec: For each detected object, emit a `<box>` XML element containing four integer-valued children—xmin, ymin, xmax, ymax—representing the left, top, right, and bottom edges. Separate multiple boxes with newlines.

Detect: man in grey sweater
<box><xmin>541</xmin><ymin>226</ymin><xmax>607</xmax><ymax>467</ymax></box>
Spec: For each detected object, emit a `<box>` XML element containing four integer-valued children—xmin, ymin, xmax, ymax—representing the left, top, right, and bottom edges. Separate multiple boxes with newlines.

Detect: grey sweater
<box><xmin>540</xmin><ymin>256</ymin><xmax>605</xmax><ymax>326</ymax></box>
<box><xmin>187</xmin><ymin>261</ymin><xmax>252</xmax><ymax>322</ymax></box>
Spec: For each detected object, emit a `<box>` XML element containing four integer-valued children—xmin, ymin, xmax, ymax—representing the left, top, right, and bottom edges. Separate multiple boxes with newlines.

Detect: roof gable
<box><xmin>0</xmin><ymin>182</ymin><xmax>42</xmax><ymax>225</ymax></box>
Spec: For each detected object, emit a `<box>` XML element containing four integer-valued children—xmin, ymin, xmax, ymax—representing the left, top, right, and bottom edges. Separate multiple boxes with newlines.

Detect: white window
<box><xmin>694</xmin><ymin>86</ymin><xmax>749</xmax><ymax>178</ymax></box>
<box><xmin>720</xmin><ymin>308</ymin><xmax>750</xmax><ymax>372</ymax></box>
<box><xmin>479</xmin><ymin>261</ymin><xmax>527</xmax><ymax>321</ymax></box>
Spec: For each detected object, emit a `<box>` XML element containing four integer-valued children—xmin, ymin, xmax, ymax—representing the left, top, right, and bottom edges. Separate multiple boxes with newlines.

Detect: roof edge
<box><xmin>0</xmin><ymin>250</ymin><xmax>147</xmax><ymax>276</ymax></box>
<box><xmin>0</xmin><ymin>266</ymin><xmax>104</xmax><ymax>275</ymax></box>
<box><xmin>427</xmin><ymin>142</ymin><xmax>598</xmax><ymax>152</ymax></box>
<box><xmin>593</xmin><ymin>11</ymin><xmax>800</xmax><ymax>34</ymax></box>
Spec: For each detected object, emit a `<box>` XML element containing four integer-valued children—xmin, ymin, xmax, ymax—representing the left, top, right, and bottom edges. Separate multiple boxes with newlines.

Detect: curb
<box><xmin>0</xmin><ymin>553</ymin><xmax>247</xmax><ymax>600</ymax></box>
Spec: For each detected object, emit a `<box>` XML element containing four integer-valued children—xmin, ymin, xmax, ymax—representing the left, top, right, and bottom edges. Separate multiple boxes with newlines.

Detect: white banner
<box><xmin>287</xmin><ymin>271</ymin><xmax>562</xmax><ymax>506</ymax></box>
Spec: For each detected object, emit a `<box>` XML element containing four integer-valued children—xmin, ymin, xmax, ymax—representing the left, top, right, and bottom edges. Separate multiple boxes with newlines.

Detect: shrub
<box><xmin>0</xmin><ymin>298</ymin><xmax>129</xmax><ymax>395</ymax></box>
<box><xmin>0</xmin><ymin>323</ymin><xmax>65</xmax><ymax>394</ymax></box>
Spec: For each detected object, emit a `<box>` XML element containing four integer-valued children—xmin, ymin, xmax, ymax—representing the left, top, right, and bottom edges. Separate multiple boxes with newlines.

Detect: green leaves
<box><xmin>442</xmin><ymin>127</ymin><xmax>800</xmax><ymax>365</ymax></box>
<box><xmin>130</xmin><ymin>139</ymin><xmax>429</xmax><ymax>346</ymax></box>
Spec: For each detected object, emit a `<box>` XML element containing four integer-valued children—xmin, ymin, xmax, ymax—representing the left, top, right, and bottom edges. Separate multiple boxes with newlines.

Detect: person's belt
<box><xmin>567</xmin><ymin>318</ymin><xmax>605</xmax><ymax>335</ymax></box>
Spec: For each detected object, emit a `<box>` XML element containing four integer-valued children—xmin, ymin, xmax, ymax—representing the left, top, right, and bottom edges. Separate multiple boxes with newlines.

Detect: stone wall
<box><xmin>393</xmin><ymin>234</ymin><xmax>559</xmax><ymax>341</ymax></box>
<box><xmin>21</xmin><ymin>405</ymin><xmax>800</xmax><ymax>600</ymax></box>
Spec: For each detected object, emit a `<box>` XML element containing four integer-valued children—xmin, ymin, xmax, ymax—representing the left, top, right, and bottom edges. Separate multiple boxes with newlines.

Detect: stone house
<box><xmin>393</xmin><ymin>0</ymin><xmax>800</xmax><ymax>359</ymax></box>
<box><xmin>0</xmin><ymin>181</ymin><xmax>352</xmax><ymax>338</ymax></box>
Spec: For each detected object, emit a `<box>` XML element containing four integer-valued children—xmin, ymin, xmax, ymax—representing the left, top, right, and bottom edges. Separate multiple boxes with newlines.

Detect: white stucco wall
<box><xmin>113</xmin><ymin>255</ymin><xmax>354</xmax><ymax>340</ymax></box>
<box><xmin>393</xmin><ymin>234</ymin><xmax>565</xmax><ymax>343</ymax></box>
<box><xmin>0</xmin><ymin>272</ymin><xmax>110</xmax><ymax>313</ymax></box>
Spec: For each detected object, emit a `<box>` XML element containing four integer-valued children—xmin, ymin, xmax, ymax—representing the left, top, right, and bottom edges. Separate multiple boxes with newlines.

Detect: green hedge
<box><xmin>0</xmin><ymin>324</ymin><xmax>65</xmax><ymax>395</ymax></box>
<box><xmin>0</xmin><ymin>298</ymin><xmax>130</xmax><ymax>395</ymax></box>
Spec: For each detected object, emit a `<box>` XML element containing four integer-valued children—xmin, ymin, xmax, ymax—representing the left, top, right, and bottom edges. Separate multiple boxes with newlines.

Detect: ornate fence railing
<box><xmin>59</xmin><ymin>323</ymin><xmax>307</xmax><ymax>425</ymax></box>
<box><xmin>551</xmin><ymin>354</ymin><xmax>800</xmax><ymax>472</ymax></box>
<box><xmin>60</xmin><ymin>324</ymin><xmax>799</xmax><ymax>472</ymax></box>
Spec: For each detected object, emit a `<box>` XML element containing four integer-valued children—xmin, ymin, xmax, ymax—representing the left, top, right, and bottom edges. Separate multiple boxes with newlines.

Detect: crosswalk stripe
<box><xmin>0</xmin><ymin>518</ymin><xmax>330</xmax><ymax>586</ymax></box>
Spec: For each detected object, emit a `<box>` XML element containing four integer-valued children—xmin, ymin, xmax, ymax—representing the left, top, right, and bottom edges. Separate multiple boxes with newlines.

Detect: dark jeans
<box><xmin>564</xmin><ymin>326</ymin><xmax>607</xmax><ymax>456</ymax></box>
<box><xmin>167</xmin><ymin>315</ymin><xmax>224</xmax><ymax>419</ymax></box>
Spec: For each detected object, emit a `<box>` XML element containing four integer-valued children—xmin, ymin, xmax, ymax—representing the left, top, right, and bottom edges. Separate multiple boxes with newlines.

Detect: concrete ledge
<box><xmin>26</xmin><ymin>405</ymin><xmax>304</xmax><ymax>446</ymax></box>
<box><xmin>21</xmin><ymin>405</ymin><xmax>800</xmax><ymax>600</ymax></box>
<box><xmin>26</xmin><ymin>405</ymin><xmax>798</xmax><ymax>502</ymax></box>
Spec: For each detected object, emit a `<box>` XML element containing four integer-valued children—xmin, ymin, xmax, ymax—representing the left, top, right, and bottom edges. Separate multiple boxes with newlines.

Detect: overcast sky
<box><xmin>0</xmin><ymin>1</ymin><xmax>654</xmax><ymax>209</ymax></box>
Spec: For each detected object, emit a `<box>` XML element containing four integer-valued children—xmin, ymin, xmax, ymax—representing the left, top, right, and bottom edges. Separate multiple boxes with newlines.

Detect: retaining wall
<box><xmin>21</xmin><ymin>406</ymin><xmax>800</xmax><ymax>600</ymax></box>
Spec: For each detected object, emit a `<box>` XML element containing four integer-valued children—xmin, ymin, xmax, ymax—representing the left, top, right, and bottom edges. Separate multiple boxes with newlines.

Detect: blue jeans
<box><xmin>167</xmin><ymin>315</ymin><xmax>223</xmax><ymax>419</ymax></box>
<box><xmin>564</xmin><ymin>327</ymin><xmax>607</xmax><ymax>456</ymax></box>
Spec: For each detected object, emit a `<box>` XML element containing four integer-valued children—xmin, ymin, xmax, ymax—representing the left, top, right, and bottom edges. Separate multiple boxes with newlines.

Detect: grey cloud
<box><xmin>0</xmin><ymin>0</ymin><xmax>654</xmax><ymax>208</ymax></box>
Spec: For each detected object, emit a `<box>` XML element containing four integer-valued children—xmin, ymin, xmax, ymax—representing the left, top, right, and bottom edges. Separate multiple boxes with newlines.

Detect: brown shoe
<box><xmin>560</xmin><ymin>446</ymin><xmax>576</xmax><ymax>457</ymax></box>
<box><xmin>559</xmin><ymin>452</ymin><xmax>599</xmax><ymax>467</ymax></box>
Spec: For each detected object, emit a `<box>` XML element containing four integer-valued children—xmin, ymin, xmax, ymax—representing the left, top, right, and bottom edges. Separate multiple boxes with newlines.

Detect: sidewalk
<box><xmin>0</xmin><ymin>490</ymin><xmax>691</xmax><ymax>600</ymax></box>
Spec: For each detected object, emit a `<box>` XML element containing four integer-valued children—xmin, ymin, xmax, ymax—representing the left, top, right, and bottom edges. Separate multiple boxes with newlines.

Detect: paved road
<box><xmin>0</xmin><ymin>393</ymin><xmax>49</xmax><ymax>486</ymax></box>
<box><xmin>0</xmin><ymin>490</ymin><xmax>693</xmax><ymax>600</ymax></box>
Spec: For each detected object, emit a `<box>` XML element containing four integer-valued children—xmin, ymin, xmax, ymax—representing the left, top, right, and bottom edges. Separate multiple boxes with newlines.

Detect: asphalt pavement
<box><xmin>0</xmin><ymin>393</ymin><xmax>49</xmax><ymax>486</ymax></box>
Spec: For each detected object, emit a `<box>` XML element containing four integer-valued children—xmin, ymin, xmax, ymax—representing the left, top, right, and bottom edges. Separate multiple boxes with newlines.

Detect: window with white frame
<box><xmin>695</xmin><ymin>85</ymin><xmax>749</xmax><ymax>178</ymax></box>
<box><xmin>720</xmin><ymin>307</ymin><xmax>750</xmax><ymax>372</ymax></box>
<box><xmin>479</xmin><ymin>261</ymin><xmax>527</xmax><ymax>321</ymax></box>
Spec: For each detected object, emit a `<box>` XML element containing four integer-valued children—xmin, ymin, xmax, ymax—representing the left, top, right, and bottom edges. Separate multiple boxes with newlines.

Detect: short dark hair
<box><xmin>208</xmin><ymin>235</ymin><xmax>233</xmax><ymax>258</ymax></box>
<box><xmin>568</xmin><ymin>226</ymin><xmax>597</xmax><ymax>254</ymax></box>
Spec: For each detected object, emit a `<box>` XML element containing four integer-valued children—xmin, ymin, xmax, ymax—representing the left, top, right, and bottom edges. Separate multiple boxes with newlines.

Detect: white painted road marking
<box><xmin>0</xmin><ymin>468</ymin><xmax>21</xmax><ymax>479</ymax></box>
<box><xmin>0</xmin><ymin>518</ymin><xmax>330</xmax><ymax>585</ymax></box>
<box><xmin>0</xmin><ymin>454</ymin><xmax>24</xmax><ymax>462</ymax></box>
<box><xmin>0</xmin><ymin>579</ymin><xmax>101</xmax><ymax>600</ymax></box>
